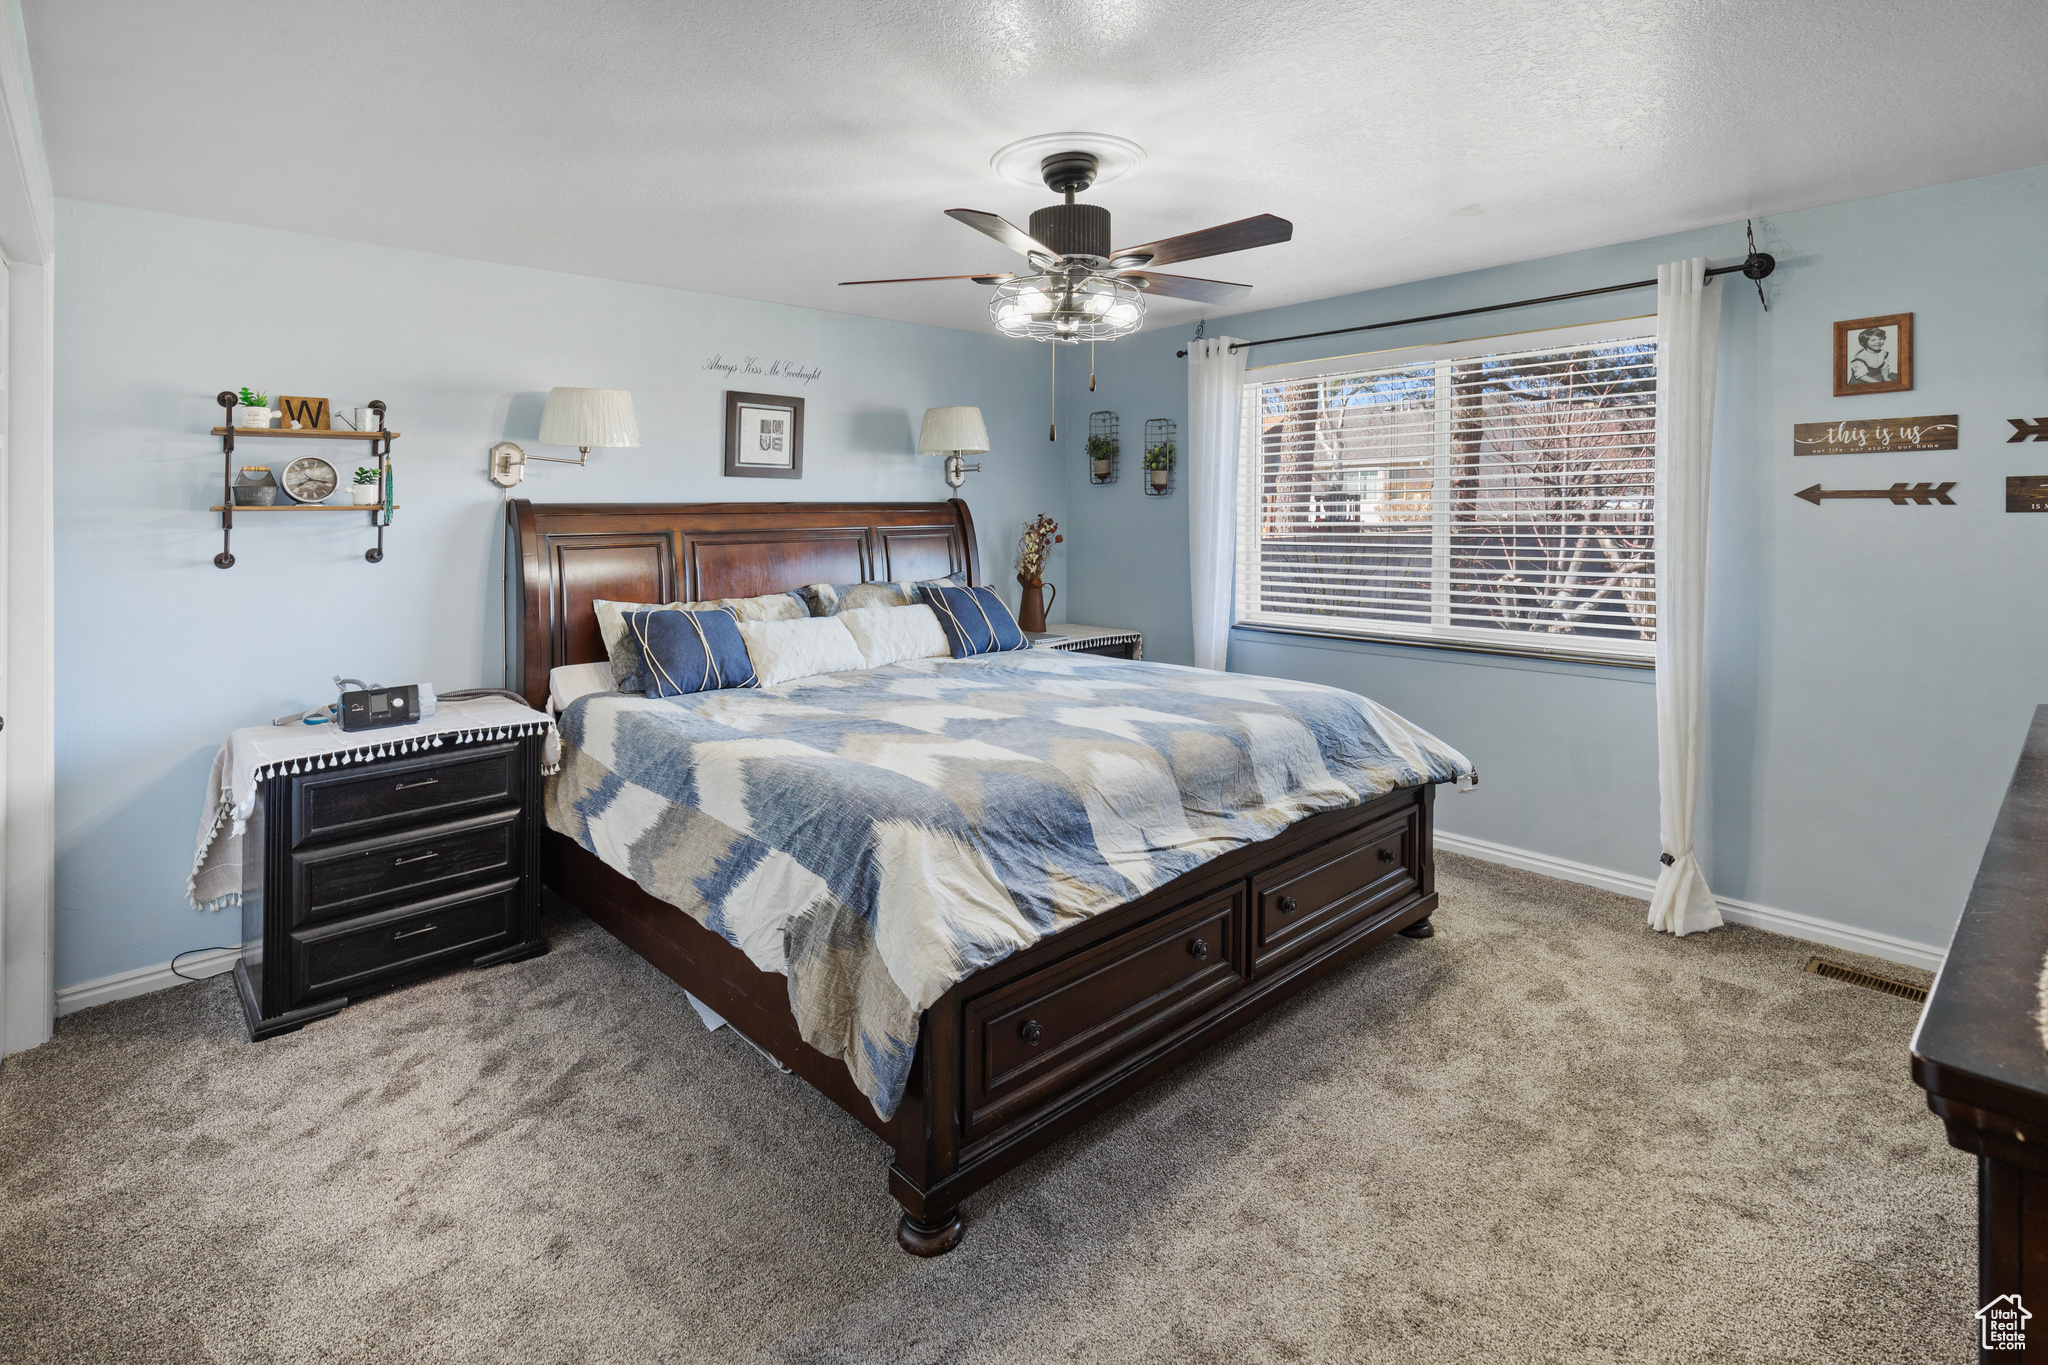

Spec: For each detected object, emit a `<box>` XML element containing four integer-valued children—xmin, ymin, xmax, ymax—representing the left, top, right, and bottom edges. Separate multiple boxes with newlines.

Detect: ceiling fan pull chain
<box><xmin>1089</xmin><ymin>340</ymin><xmax>1097</xmax><ymax>393</ymax></box>
<box><xmin>1049</xmin><ymin>345</ymin><xmax>1057</xmax><ymax>441</ymax></box>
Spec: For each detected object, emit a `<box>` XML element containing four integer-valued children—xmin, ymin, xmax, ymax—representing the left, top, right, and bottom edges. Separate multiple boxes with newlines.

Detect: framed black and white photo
<box><xmin>724</xmin><ymin>390</ymin><xmax>805</xmax><ymax>480</ymax></box>
<box><xmin>1833</xmin><ymin>313</ymin><xmax>1913</xmax><ymax>397</ymax></box>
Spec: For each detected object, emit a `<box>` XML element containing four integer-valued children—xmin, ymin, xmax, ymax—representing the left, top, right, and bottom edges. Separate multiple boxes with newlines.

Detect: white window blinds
<box><xmin>1235</xmin><ymin>324</ymin><xmax>1659</xmax><ymax>663</ymax></box>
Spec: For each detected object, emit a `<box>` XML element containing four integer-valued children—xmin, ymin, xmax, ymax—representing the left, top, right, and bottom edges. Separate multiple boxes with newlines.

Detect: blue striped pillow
<box><xmin>625</xmin><ymin>608</ymin><xmax>759</xmax><ymax>697</ymax></box>
<box><xmin>919</xmin><ymin>583</ymin><xmax>1029</xmax><ymax>658</ymax></box>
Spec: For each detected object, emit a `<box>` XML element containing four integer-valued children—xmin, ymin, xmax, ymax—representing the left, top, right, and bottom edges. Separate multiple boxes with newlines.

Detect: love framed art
<box><xmin>724</xmin><ymin>390</ymin><xmax>805</xmax><ymax>480</ymax></box>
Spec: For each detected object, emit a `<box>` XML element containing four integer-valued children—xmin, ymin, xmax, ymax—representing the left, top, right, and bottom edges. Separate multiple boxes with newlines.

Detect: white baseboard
<box><xmin>54</xmin><ymin>946</ymin><xmax>240</xmax><ymax>1017</ymax></box>
<box><xmin>1433</xmin><ymin>830</ymin><xmax>1946</xmax><ymax>972</ymax></box>
<box><xmin>46</xmin><ymin>834</ymin><xmax>1945</xmax><ymax>1017</ymax></box>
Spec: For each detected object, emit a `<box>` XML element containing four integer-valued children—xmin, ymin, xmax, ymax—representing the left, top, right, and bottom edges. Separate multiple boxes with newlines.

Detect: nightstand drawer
<box><xmin>292</xmin><ymin>742</ymin><xmax>520</xmax><ymax>846</ymax></box>
<box><xmin>290</xmin><ymin>881</ymin><xmax>520</xmax><ymax>1002</ymax></box>
<box><xmin>291</xmin><ymin>810</ymin><xmax>520</xmax><ymax>925</ymax></box>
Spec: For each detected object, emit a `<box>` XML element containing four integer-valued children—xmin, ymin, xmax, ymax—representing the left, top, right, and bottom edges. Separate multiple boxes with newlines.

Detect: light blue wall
<box><xmin>55</xmin><ymin>164</ymin><xmax>2048</xmax><ymax>982</ymax></box>
<box><xmin>1062</xmin><ymin>163</ymin><xmax>2048</xmax><ymax>951</ymax></box>
<box><xmin>53</xmin><ymin>199</ymin><xmax>1058</xmax><ymax>989</ymax></box>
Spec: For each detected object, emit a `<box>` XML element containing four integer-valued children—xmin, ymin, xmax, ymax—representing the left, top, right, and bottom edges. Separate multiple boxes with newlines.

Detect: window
<box><xmin>1234</xmin><ymin>320</ymin><xmax>1659</xmax><ymax>664</ymax></box>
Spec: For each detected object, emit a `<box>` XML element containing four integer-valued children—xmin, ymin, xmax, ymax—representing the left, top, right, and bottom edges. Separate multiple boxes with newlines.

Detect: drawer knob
<box><xmin>1020</xmin><ymin>1020</ymin><xmax>1043</xmax><ymax>1046</ymax></box>
<box><xmin>1188</xmin><ymin>937</ymin><xmax>1209</xmax><ymax>961</ymax></box>
<box><xmin>1277</xmin><ymin>896</ymin><xmax>1297</xmax><ymax>913</ymax></box>
<box><xmin>1378</xmin><ymin>847</ymin><xmax>1396</xmax><ymax>864</ymax></box>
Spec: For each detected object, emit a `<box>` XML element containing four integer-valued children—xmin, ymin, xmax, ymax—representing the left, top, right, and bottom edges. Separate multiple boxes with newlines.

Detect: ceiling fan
<box><xmin>839</xmin><ymin>149</ymin><xmax>1292</xmax><ymax>345</ymax></box>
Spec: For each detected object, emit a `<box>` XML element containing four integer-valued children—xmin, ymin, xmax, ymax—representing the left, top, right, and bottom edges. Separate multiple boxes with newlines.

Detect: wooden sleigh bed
<box><xmin>508</xmin><ymin>496</ymin><xmax>1440</xmax><ymax>1255</ymax></box>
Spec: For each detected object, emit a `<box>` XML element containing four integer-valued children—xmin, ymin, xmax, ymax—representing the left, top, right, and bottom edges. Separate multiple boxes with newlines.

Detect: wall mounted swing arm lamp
<box><xmin>919</xmin><ymin>406</ymin><xmax>990</xmax><ymax>490</ymax></box>
<box><xmin>487</xmin><ymin>387</ymin><xmax>641</xmax><ymax>487</ymax></box>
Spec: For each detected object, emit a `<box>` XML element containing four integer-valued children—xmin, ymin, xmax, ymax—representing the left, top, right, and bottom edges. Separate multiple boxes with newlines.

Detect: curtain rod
<box><xmin>1174</xmin><ymin>249</ymin><xmax>1776</xmax><ymax>359</ymax></box>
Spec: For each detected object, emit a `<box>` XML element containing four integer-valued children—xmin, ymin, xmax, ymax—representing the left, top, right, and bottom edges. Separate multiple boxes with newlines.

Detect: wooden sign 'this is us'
<box><xmin>1792</xmin><ymin>415</ymin><xmax>1959</xmax><ymax>455</ymax></box>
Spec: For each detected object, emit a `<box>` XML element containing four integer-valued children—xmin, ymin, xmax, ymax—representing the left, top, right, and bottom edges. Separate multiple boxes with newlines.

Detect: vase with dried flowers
<box><xmin>1015</xmin><ymin>513</ymin><xmax>1063</xmax><ymax>633</ymax></box>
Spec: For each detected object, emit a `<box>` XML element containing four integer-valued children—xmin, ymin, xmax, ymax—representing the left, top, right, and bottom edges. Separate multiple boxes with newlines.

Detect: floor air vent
<box><xmin>1803</xmin><ymin>955</ymin><xmax>1929</xmax><ymax>1004</ymax></box>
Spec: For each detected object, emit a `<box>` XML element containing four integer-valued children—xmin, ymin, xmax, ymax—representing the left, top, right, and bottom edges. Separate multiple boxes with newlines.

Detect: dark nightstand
<box><xmin>233</xmin><ymin>733</ymin><xmax>548</xmax><ymax>1039</ymax></box>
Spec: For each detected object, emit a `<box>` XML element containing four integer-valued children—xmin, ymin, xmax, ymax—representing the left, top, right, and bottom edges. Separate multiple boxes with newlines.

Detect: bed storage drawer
<box><xmin>290</xmin><ymin>810</ymin><xmax>521</xmax><ymax>924</ymax></box>
<box><xmin>288</xmin><ymin>880</ymin><xmax>521</xmax><ymax>1003</ymax></box>
<box><xmin>1251</xmin><ymin>808</ymin><xmax>1419</xmax><ymax>976</ymax></box>
<box><xmin>290</xmin><ymin>743</ymin><xmax>521</xmax><ymax>847</ymax></box>
<box><xmin>961</xmin><ymin>885</ymin><xmax>1246</xmax><ymax>1144</ymax></box>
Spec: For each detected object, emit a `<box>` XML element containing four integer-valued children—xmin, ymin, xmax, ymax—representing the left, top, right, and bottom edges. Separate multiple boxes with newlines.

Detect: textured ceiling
<box><xmin>23</xmin><ymin>0</ymin><xmax>2048</xmax><ymax>335</ymax></box>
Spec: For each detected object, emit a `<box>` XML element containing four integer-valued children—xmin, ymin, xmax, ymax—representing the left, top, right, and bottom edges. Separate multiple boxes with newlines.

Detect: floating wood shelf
<box><xmin>209</xmin><ymin>504</ymin><xmax>402</xmax><ymax>513</ymax></box>
<box><xmin>212</xmin><ymin>393</ymin><xmax>395</xmax><ymax>568</ymax></box>
<box><xmin>210</xmin><ymin>426</ymin><xmax>401</xmax><ymax>440</ymax></box>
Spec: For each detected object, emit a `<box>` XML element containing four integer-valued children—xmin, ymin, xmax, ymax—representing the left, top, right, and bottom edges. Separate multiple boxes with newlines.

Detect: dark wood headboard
<box><xmin>505</xmin><ymin>498</ymin><xmax>981</xmax><ymax>707</ymax></box>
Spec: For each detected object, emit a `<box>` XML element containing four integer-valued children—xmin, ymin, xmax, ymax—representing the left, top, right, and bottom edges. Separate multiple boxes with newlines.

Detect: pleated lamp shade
<box><xmin>538</xmin><ymin>387</ymin><xmax>641</xmax><ymax>449</ymax></box>
<box><xmin>918</xmin><ymin>406</ymin><xmax>990</xmax><ymax>454</ymax></box>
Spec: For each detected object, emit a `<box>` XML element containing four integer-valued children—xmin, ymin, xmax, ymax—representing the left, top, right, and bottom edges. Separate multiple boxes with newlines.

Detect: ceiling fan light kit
<box><xmin>841</xmin><ymin>137</ymin><xmax>1293</xmax><ymax>348</ymax></box>
<box><xmin>990</xmin><ymin>272</ymin><xmax>1145</xmax><ymax>343</ymax></box>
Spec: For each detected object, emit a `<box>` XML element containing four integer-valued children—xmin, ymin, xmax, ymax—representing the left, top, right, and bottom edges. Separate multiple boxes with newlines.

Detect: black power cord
<box><xmin>436</xmin><ymin>688</ymin><xmax>534</xmax><ymax>707</ymax></box>
<box><xmin>170</xmin><ymin>947</ymin><xmax>241</xmax><ymax>982</ymax></box>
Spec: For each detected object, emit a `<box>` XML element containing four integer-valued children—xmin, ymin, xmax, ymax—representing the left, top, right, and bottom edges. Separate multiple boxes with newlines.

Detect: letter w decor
<box><xmin>1792</xmin><ymin>416</ymin><xmax>1958</xmax><ymax>456</ymax></box>
<box><xmin>276</xmin><ymin>395</ymin><xmax>330</xmax><ymax>431</ymax></box>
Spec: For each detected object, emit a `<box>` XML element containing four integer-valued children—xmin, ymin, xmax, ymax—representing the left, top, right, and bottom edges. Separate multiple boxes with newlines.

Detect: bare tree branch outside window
<box><xmin>1248</xmin><ymin>338</ymin><xmax>1658</xmax><ymax>650</ymax></box>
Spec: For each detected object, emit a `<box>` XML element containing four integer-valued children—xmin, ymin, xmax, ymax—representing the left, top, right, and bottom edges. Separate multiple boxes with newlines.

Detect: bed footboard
<box><xmin>543</xmin><ymin>783</ymin><xmax>1437</xmax><ymax>1256</ymax></box>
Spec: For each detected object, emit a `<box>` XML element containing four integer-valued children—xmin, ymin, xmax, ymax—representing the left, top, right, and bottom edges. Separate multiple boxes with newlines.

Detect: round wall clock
<box><xmin>281</xmin><ymin>455</ymin><xmax>339</xmax><ymax>503</ymax></box>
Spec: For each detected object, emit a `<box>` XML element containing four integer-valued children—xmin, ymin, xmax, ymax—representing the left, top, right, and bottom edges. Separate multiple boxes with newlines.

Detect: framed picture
<box><xmin>724</xmin><ymin>390</ymin><xmax>805</xmax><ymax>480</ymax></box>
<box><xmin>1834</xmin><ymin>313</ymin><xmax>1913</xmax><ymax>396</ymax></box>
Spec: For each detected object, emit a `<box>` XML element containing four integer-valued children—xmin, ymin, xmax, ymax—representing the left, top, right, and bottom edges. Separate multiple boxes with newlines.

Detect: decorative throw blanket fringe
<box><xmin>246</xmin><ymin>720</ymin><xmax>558</xmax><ymax>782</ymax></box>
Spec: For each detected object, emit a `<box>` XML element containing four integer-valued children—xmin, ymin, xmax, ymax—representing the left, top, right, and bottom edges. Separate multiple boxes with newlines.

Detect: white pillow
<box><xmin>592</xmin><ymin>599</ymin><xmax>670</xmax><ymax>686</ymax></box>
<box><xmin>548</xmin><ymin>662</ymin><xmax>618</xmax><ymax>714</ymax></box>
<box><xmin>837</xmin><ymin>604</ymin><xmax>950</xmax><ymax>669</ymax></box>
<box><xmin>737</xmin><ymin>616</ymin><xmax>865</xmax><ymax>686</ymax></box>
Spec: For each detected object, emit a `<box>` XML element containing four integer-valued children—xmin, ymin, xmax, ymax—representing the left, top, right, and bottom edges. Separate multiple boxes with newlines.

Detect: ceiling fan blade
<box><xmin>839</xmin><ymin>273</ymin><xmax>1016</xmax><ymax>285</ymax></box>
<box><xmin>1111</xmin><ymin>214</ymin><xmax>1293</xmax><ymax>268</ymax></box>
<box><xmin>946</xmin><ymin>209</ymin><xmax>1062</xmax><ymax>262</ymax></box>
<box><xmin>1122</xmin><ymin>272</ymin><xmax>1254</xmax><ymax>305</ymax></box>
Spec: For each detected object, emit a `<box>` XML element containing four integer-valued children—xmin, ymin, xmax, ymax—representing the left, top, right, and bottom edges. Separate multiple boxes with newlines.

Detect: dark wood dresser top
<box><xmin>1912</xmin><ymin>704</ymin><xmax>2048</xmax><ymax>1131</ymax></box>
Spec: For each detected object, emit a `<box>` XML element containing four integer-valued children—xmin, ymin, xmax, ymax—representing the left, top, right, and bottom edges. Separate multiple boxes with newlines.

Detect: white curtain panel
<box><xmin>1647</xmin><ymin>259</ymin><xmax>1725</xmax><ymax>936</ymax></box>
<box><xmin>1187</xmin><ymin>337</ymin><xmax>1247</xmax><ymax>671</ymax></box>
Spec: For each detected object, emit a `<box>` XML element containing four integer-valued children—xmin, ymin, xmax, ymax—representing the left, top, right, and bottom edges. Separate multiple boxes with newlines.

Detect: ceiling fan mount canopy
<box><xmin>1039</xmin><ymin>150</ymin><xmax>1100</xmax><ymax>195</ymax></box>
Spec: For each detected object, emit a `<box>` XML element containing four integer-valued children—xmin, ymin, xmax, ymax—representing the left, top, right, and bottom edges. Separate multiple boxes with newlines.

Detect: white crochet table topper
<box><xmin>188</xmin><ymin>695</ymin><xmax>556</xmax><ymax>914</ymax></box>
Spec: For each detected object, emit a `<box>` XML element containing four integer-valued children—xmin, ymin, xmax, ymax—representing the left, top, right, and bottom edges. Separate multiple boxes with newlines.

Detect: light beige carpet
<box><xmin>0</xmin><ymin>853</ymin><xmax>1971</xmax><ymax>1363</ymax></box>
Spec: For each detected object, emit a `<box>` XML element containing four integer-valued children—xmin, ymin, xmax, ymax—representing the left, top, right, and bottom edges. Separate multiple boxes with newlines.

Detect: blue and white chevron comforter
<box><xmin>546</xmin><ymin>648</ymin><xmax>1473</xmax><ymax>1118</ymax></box>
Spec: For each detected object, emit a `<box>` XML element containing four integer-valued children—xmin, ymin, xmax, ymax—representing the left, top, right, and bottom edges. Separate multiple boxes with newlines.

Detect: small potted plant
<box><xmin>234</xmin><ymin>386</ymin><xmax>274</xmax><ymax>429</ymax></box>
<box><xmin>1143</xmin><ymin>440</ymin><xmax>1176</xmax><ymax>491</ymax></box>
<box><xmin>351</xmin><ymin>466</ymin><xmax>382</xmax><ymax>505</ymax></box>
<box><xmin>1086</xmin><ymin>432</ymin><xmax>1118</xmax><ymax>481</ymax></box>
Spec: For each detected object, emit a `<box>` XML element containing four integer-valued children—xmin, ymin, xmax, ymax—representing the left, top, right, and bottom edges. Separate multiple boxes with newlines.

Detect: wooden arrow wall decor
<box><xmin>1795</xmin><ymin>482</ymin><xmax>1956</xmax><ymax>506</ymax></box>
<box><xmin>2007</xmin><ymin>418</ymin><xmax>2048</xmax><ymax>442</ymax></box>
